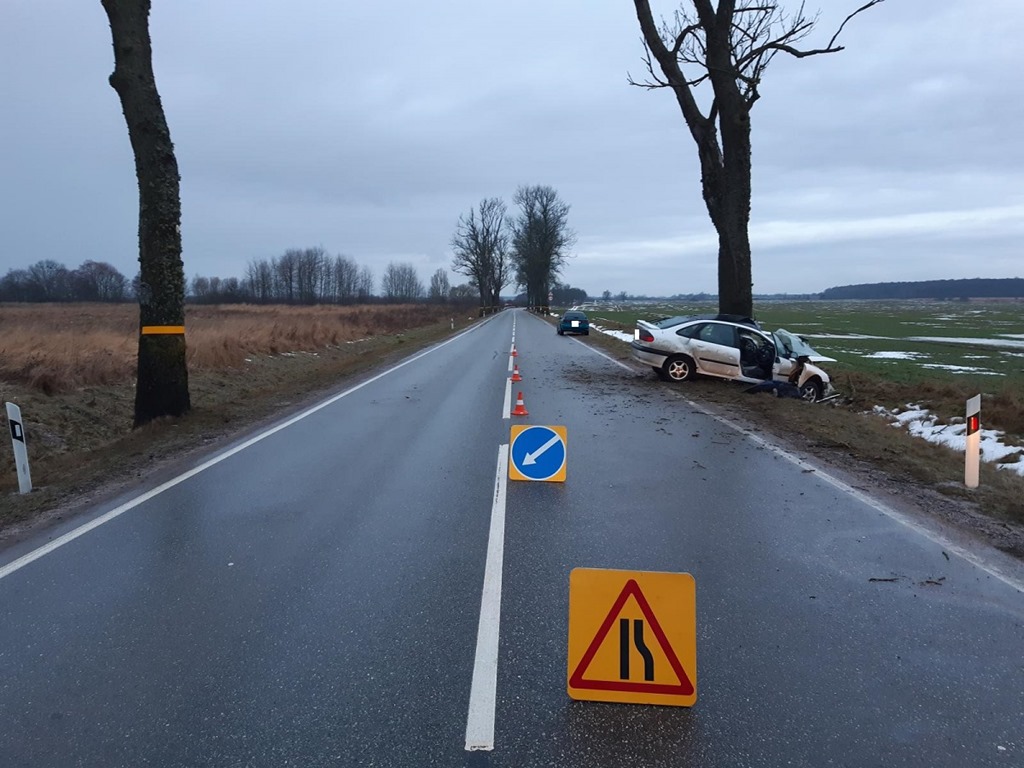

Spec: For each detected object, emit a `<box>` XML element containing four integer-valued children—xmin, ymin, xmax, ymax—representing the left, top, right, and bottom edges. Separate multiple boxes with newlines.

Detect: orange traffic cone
<box><xmin>511</xmin><ymin>364</ymin><xmax>522</xmax><ymax>382</ymax></box>
<box><xmin>511</xmin><ymin>344</ymin><xmax>518</xmax><ymax>357</ymax></box>
<box><xmin>511</xmin><ymin>391</ymin><xmax>529</xmax><ymax>416</ymax></box>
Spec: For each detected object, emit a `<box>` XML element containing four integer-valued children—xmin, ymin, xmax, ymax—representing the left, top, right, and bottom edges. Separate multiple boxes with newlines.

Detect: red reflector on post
<box><xmin>967</xmin><ymin>415</ymin><xmax>980</xmax><ymax>435</ymax></box>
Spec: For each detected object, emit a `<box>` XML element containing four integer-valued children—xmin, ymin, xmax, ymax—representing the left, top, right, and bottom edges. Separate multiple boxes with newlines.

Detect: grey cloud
<box><xmin>2</xmin><ymin>1</ymin><xmax>1023</xmax><ymax>297</ymax></box>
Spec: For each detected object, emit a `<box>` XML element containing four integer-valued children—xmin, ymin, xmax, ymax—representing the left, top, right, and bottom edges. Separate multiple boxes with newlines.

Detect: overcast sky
<box><xmin>2</xmin><ymin>1</ymin><xmax>1022</xmax><ymax>297</ymax></box>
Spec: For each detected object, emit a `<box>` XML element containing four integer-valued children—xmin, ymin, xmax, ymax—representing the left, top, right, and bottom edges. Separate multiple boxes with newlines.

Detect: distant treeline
<box><xmin>0</xmin><ymin>249</ymin><xmax>477</xmax><ymax>305</ymax></box>
<box><xmin>820</xmin><ymin>278</ymin><xmax>1024</xmax><ymax>300</ymax></box>
<box><xmin>1</xmin><ymin>250</ymin><xmax>595</xmax><ymax>308</ymax></box>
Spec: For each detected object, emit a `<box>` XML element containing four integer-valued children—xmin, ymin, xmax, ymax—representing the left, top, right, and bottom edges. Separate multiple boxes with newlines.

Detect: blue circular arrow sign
<box><xmin>510</xmin><ymin>426</ymin><xmax>566</xmax><ymax>481</ymax></box>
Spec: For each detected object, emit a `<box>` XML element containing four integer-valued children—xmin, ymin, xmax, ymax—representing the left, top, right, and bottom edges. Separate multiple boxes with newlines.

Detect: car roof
<box><xmin>654</xmin><ymin>313</ymin><xmax>760</xmax><ymax>329</ymax></box>
<box><xmin>563</xmin><ymin>310</ymin><xmax>587</xmax><ymax>317</ymax></box>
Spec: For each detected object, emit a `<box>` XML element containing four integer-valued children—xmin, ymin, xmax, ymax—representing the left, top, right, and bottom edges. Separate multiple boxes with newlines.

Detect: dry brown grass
<box><xmin>0</xmin><ymin>303</ymin><xmax>456</xmax><ymax>392</ymax></box>
<box><xmin>829</xmin><ymin>368</ymin><xmax>1024</xmax><ymax>442</ymax></box>
<box><xmin>0</xmin><ymin>303</ymin><xmax>473</xmax><ymax>531</ymax></box>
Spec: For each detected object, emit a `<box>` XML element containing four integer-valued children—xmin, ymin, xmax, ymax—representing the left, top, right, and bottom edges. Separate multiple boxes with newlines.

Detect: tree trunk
<box><xmin>706</xmin><ymin>16</ymin><xmax>754</xmax><ymax>318</ymax></box>
<box><xmin>101</xmin><ymin>0</ymin><xmax>190</xmax><ymax>426</ymax></box>
<box><xmin>709</xmin><ymin>107</ymin><xmax>753</xmax><ymax>317</ymax></box>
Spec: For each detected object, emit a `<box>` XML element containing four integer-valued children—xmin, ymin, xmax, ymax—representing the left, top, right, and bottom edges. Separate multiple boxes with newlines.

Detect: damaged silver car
<box><xmin>630</xmin><ymin>314</ymin><xmax>837</xmax><ymax>402</ymax></box>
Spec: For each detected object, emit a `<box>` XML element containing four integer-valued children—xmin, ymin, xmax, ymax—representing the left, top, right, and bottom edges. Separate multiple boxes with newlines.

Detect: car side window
<box><xmin>699</xmin><ymin>322</ymin><xmax>736</xmax><ymax>347</ymax></box>
<box><xmin>676</xmin><ymin>323</ymin><xmax>703</xmax><ymax>339</ymax></box>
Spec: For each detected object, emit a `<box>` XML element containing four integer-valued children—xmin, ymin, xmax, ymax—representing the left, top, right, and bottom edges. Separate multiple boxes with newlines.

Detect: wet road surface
<box><xmin>1</xmin><ymin>309</ymin><xmax>1022</xmax><ymax>766</ymax></box>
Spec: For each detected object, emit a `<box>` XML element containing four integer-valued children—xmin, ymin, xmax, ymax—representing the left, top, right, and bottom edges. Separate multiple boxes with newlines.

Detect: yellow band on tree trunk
<box><xmin>140</xmin><ymin>325</ymin><xmax>185</xmax><ymax>335</ymax></box>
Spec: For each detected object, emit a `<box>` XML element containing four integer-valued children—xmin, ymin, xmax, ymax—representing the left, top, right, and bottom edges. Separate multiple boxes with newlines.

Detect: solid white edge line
<box><xmin>465</xmin><ymin>444</ymin><xmax>509</xmax><ymax>751</ymax></box>
<box><xmin>0</xmin><ymin>321</ymin><xmax>489</xmax><ymax>582</ymax></box>
<box><xmin>507</xmin><ymin>355</ymin><xmax>513</xmax><ymax>373</ymax></box>
<box><xmin>677</xmin><ymin>396</ymin><xmax>1024</xmax><ymax>594</ymax></box>
<box><xmin>502</xmin><ymin>378</ymin><xmax>512</xmax><ymax>420</ymax></box>
<box><xmin>569</xmin><ymin>335</ymin><xmax>633</xmax><ymax>372</ymax></box>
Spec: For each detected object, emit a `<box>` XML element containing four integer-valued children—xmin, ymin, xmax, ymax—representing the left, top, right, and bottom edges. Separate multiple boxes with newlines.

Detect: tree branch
<box><xmin>671</xmin><ymin>22</ymin><xmax>702</xmax><ymax>57</ymax></box>
<box><xmin>828</xmin><ymin>0</ymin><xmax>885</xmax><ymax>49</ymax></box>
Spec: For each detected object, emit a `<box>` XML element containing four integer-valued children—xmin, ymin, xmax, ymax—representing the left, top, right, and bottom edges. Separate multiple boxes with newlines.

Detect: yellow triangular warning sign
<box><xmin>568</xmin><ymin>569</ymin><xmax>697</xmax><ymax>706</ymax></box>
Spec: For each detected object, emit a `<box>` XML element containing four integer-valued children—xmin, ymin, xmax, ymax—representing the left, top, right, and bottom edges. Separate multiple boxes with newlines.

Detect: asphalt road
<box><xmin>1</xmin><ymin>309</ymin><xmax>1022</xmax><ymax>767</ymax></box>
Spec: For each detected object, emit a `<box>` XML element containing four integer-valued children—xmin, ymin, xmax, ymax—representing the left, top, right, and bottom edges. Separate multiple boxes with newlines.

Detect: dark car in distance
<box><xmin>557</xmin><ymin>310</ymin><xmax>589</xmax><ymax>336</ymax></box>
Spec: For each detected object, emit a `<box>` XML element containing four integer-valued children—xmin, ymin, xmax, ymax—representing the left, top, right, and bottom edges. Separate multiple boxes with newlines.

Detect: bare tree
<box><xmin>631</xmin><ymin>0</ymin><xmax>883</xmax><ymax>316</ymax></box>
<box><xmin>451</xmin><ymin>197</ymin><xmax>511</xmax><ymax>312</ymax></box>
<box><xmin>333</xmin><ymin>254</ymin><xmax>360</xmax><ymax>302</ymax></box>
<box><xmin>381</xmin><ymin>262</ymin><xmax>424</xmax><ymax>302</ymax></box>
<box><xmin>449</xmin><ymin>283</ymin><xmax>476</xmax><ymax>303</ymax></box>
<box><xmin>102</xmin><ymin>0</ymin><xmax>189</xmax><ymax>424</ymax></box>
<box><xmin>0</xmin><ymin>270</ymin><xmax>33</xmax><ymax>302</ymax></box>
<box><xmin>190</xmin><ymin>275</ymin><xmax>211</xmax><ymax>303</ymax></box>
<box><xmin>356</xmin><ymin>265</ymin><xmax>375</xmax><ymax>300</ymax></box>
<box><xmin>294</xmin><ymin>246</ymin><xmax>328</xmax><ymax>304</ymax></box>
<box><xmin>510</xmin><ymin>185</ymin><xmax>576</xmax><ymax>311</ymax></box>
<box><xmin>26</xmin><ymin>259</ymin><xmax>72</xmax><ymax>301</ymax></box>
<box><xmin>246</xmin><ymin>258</ymin><xmax>275</xmax><ymax>303</ymax></box>
<box><xmin>275</xmin><ymin>250</ymin><xmax>298</xmax><ymax>303</ymax></box>
<box><xmin>73</xmin><ymin>260</ymin><xmax>128</xmax><ymax>301</ymax></box>
<box><xmin>429</xmin><ymin>269</ymin><xmax>451</xmax><ymax>303</ymax></box>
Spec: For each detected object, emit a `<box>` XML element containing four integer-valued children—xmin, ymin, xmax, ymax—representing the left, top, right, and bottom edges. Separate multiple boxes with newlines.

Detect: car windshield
<box><xmin>773</xmin><ymin>328</ymin><xmax>825</xmax><ymax>359</ymax></box>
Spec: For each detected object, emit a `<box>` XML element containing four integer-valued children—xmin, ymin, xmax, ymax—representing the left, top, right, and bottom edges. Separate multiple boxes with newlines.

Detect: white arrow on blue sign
<box><xmin>510</xmin><ymin>425</ymin><xmax>567</xmax><ymax>482</ymax></box>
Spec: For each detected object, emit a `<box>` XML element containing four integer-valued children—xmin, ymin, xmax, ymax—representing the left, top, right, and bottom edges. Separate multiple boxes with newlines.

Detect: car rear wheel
<box><xmin>799</xmin><ymin>378</ymin><xmax>823</xmax><ymax>402</ymax></box>
<box><xmin>557</xmin><ymin>329</ymin><xmax>564</xmax><ymax>335</ymax></box>
<box><xmin>663</xmin><ymin>355</ymin><xmax>696</xmax><ymax>382</ymax></box>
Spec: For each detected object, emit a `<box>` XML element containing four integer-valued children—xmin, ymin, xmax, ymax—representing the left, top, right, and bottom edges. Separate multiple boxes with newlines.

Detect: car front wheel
<box><xmin>799</xmin><ymin>378</ymin><xmax>823</xmax><ymax>402</ymax></box>
<box><xmin>663</xmin><ymin>355</ymin><xmax>696</xmax><ymax>382</ymax></box>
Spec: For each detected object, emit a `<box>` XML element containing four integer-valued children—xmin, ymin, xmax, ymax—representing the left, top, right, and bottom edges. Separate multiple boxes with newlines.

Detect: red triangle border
<box><xmin>569</xmin><ymin>578</ymin><xmax>694</xmax><ymax>695</ymax></box>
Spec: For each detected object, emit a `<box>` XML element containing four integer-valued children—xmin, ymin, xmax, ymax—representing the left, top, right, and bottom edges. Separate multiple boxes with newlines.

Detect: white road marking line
<box><xmin>507</xmin><ymin>354</ymin><xmax>513</xmax><ymax>373</ymax></box>
<box><xmin>465</xmin><ymin>444</ymin><xmax>509</xmax><ymax>752</ymax></box>
<box><xmin>502</xmin><ymin>378</ymin><xmax>512</xmax><ymax>420</ymax></box>
<box><xmin>674</xmin><ymin>393</ymin><xmax>1024</xmax><ymax>595</ymax></box>
<box><xmin>569</xmin><ymin>336</ymin><xmax>633</xmax><ymax>372</ymax></box>
<box><xmin>0</xmin><ymin>322</ymin><xmax>488</xmax><ymax>582</ymax></box>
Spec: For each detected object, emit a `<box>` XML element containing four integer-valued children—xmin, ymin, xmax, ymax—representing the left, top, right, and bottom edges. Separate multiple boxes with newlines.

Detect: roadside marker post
<box><xmin>568</xmin><ymin>569</ymin><xmax>696</xmax><ymax>707</ymax></box>
<box><xmin>965</xmin><ymin>394</ymin><xmax>981</xmax><ymax>489</ymax></box>
<box><xmin>5</xmin><ymin>402</ymin><xmax>33</xmax><ymax>494</ymax></box>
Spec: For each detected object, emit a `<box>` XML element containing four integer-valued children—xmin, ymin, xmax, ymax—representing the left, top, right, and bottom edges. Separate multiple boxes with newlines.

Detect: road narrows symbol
<box><xmin>568</xmin><ymin>570</ymin><xmax>696</xmax><ymax>706</ymax></box>
<box><xmin>619</xmin><ymin>618</ymin><xmax>655</xmax><ymax>681</ymax></box>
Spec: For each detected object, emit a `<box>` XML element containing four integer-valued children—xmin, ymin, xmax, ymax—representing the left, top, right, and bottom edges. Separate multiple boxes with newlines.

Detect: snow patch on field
<box><xmin>908</xmin><ymin>336</ymin><xmax>1024</xmax><ymax>349</ymax></box>
<box><xmin>591</xmin><ymin>324</ymin><xmax>634</xmax><ymax>342</ymax></box>
<box><xmin>873</xmin><ymin>405</ymin><xmax>1024</xmax><ymax>476</ymax></box>
<box><xmin>920</xmin><ymin>363</ymin><xmax>1002</xmax><ymax>375</ymax></box>
<box><xmin>864</xmin><ymin>350</ymin><xmax>926</xmax><ymax>360</ymax></box>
